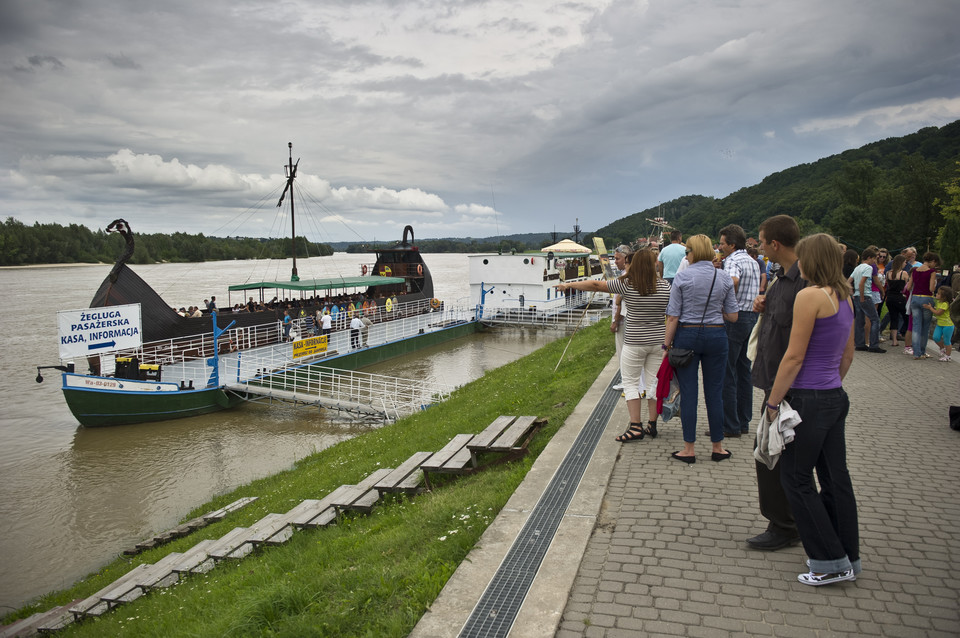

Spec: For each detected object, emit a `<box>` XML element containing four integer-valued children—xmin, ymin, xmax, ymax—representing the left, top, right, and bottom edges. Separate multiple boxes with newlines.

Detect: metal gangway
<box><xmin>226</xmin><ymin>345</ymin><xmax>453</xmax><ymax>421</ymax></box>
<box><xmin>477</xmin><ymin>304</ymin><xmax>610</xmax><ymax>329</ymax></box>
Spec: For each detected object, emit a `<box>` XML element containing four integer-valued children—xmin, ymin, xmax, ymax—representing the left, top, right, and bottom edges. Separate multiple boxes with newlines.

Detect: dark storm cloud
<box><xmin>0</xmin><ymin>0</ymin><xmax>958</xmax><ymax>241</ymax></box>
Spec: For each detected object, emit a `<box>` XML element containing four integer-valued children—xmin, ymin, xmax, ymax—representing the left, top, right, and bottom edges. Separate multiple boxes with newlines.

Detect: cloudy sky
<box><xmin>2</xmin><ymin>0</ymin><xmax>958</xmax><ymax>244</ymax></box>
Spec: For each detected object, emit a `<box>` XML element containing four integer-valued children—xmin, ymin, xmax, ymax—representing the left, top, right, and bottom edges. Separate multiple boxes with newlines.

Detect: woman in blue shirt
<box><xmin>663</xmin><ymin>234</ymin><xmax>739</xmax><ymax>463</ymax></box>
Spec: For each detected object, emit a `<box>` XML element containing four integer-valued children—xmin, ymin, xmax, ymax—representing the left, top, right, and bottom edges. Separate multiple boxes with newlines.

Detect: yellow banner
<box><xmin>292</xmin><ymin>335</ymin><xmax>328</xmax><ymax>358</ymax></box>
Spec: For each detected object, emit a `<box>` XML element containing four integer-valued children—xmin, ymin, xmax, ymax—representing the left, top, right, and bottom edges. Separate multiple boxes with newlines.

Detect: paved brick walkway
<box><xmin>557</xmin><ymin>346</ymin><xmax>960</xmax><ymax>637</ymax></box>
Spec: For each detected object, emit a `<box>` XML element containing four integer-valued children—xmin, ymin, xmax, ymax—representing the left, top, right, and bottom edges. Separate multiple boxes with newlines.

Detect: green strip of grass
<box><xmin>10</xmin><ymin>321</ymin><xmax>614</xmax><ymax>637</ymax></box>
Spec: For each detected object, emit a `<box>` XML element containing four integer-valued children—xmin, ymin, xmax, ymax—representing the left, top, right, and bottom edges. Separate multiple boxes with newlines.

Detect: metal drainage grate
<box><xmin>459</xmin><ymin>373</ymin><xmax>622</xmax><ymax>638</ymax></box>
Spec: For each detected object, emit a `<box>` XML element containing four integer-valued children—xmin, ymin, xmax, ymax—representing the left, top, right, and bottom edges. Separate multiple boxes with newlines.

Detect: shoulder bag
<box><xmin>668</xmin><ymin>269</ymin><xmax>718</xmax><ymax>369</ymax></box>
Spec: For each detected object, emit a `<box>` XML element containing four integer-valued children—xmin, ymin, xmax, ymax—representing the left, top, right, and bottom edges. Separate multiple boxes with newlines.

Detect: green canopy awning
<box><xmin>228</xmin><ymin>275</ymin><xmax>406</xmax><ymax>293</ymax></box>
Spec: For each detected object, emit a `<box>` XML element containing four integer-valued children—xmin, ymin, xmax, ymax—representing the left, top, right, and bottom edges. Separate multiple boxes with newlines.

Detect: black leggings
<box><xmin>886</xmin><ymin>295</ymin><xmax>907</xmax><ymax>336</ymax></box>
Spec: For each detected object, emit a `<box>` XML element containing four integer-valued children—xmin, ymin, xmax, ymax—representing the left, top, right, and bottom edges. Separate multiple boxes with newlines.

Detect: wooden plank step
<box><xmin>202</xmin><ymin>496</ymin><xmax>258</xmax><ymax>522</ymax></box>
<box><xmin>70</xmin><ymin>564</ymin><xmax>154</xmax><ymax>618</ymax></box>
<box><xmin>246</xmin><ymin>513</ymin><xmax>295</xmax><ymax>546</ymax></box>
<box><xmin>29</xmin><ymin>604</ymin><xmax>76</xmax><ymax>635</ymax></box>
<box><xmin>285</xmin><ymin>486</ymin><xmax>352</xmax><ymax>528</ymax></box>
<box><xmin>130</xmin><ymin>552</ymin><xmax>186</xmax><ymax>591</ymax></box>
<box><xmin>331</xmin><ymin>468</ymin><xmax>393</xmax><ymax>513</ymax></box>
<box><xmin>420</xmin><ymin>434</ymin><xmax>474</xmax><ymax>471</ymax></box>
<box><xmin>466</xmin><ymin>415</ymin><xmax>516</xmax><ymax>450</ymax></box>
<box><xmin>444</xmin><ymin>445</ymin><xmax>474</xmax><ymax>471</ymax></box>
<box><xmin>484</xmin><ymin>416</ymin><xmax>540</xmax><ymax>452</ymax></box>
<box><xmin>375</xmin><ymin>452</ymin><xmax>433</xmax><ymax>494</ymax></box>
<box><xmin>0</xmin><ymin>611</ymin><xmax>45</xmax><ymax>638</ymax></box>
<box><xmin>2</xmin><ymin>603</ymin><xmax>76</xmax><ymax>637</ymax></box>
<box><xmin>206</xmin><ymin>527</ymin><xmax>254</xmax><ymax>561</ymax></box>
<box><xmin>170</xmin><ymin>539</ymin><xmax>216</xmax><ymax>574</ymax></box>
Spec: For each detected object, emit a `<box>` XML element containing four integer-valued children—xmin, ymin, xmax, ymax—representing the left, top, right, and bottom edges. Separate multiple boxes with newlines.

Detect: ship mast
<box><xmin>277</xmin><ymin>142</ymin><xmax>301</xmax><ymax>281</ymax></box>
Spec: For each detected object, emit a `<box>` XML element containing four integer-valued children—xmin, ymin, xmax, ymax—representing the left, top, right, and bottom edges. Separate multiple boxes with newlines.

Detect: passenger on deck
<box><xmin>350</xmin><ymin>315</ymin><xmax>363</xmax><ymax>349</ymax></box>
<box><xmin>321</xmin><ymin>310</ymin><xmax>332</xmax><ymax>337</ymax></box>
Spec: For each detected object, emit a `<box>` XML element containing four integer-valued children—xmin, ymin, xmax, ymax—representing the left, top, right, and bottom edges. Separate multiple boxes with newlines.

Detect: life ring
<box><xmin>361</xmin><ymin>264</ymin><xmax>368</xmax><ymax>275</ymax></box>
<box><xmin>417</xmin><ymin>264</ymin><xmax>423</xmax><ymax>276</ymax></box>
<box><xmin>430</xmin><ymin>298</ymin><xmax>441</xmax><ymax>309</ymax></box>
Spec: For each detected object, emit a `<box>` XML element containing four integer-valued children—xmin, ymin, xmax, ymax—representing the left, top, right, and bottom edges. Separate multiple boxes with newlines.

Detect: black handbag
<box><xmin>668</xmin><ymin>347</ymin><xmax>695</xmax><ymax>368</ymax></box>
<box><xmin>668</xmin><ymin>269</ymin><xmax>717</xmax><ymax>370</ymax></box>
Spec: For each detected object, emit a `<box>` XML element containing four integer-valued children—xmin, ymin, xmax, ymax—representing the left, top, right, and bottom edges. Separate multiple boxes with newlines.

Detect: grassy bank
<box><xmin>8</xmin><ymin>321</ymin><xmax>615</xmax><ymax>637</ymax></box>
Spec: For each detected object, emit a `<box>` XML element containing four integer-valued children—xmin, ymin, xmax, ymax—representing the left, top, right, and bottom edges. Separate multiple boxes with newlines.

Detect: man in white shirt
<box><xmin>349</xmin><ymin>315</ymin><xmax>363</xmax><ymax>349</ymax></box>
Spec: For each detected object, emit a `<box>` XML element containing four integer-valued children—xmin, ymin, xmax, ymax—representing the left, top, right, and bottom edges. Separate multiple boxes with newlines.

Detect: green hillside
<box><xmin>589</xmin><ymin>120</ymin><xmax>960</xmax><ymax>265</ymax></box>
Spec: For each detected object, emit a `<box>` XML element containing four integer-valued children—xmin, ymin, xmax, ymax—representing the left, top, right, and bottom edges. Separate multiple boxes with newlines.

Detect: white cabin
<box><xmin>468</xmin><ymin>251</ymin><xmax>606</xmax><ymax>312</ymax></box>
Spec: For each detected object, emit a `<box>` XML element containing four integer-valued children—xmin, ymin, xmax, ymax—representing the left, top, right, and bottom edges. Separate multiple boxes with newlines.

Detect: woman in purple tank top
<box><xmin>765</xmin><ymin>234</ymin><xmax>860</xmax><ymax>587</ymax></box>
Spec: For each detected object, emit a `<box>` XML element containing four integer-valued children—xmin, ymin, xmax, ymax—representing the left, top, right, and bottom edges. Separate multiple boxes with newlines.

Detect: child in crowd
<box><xmin>925</xmin><ymin>286</ymin><xmax>954</xmax><ymax>361</ymax></box>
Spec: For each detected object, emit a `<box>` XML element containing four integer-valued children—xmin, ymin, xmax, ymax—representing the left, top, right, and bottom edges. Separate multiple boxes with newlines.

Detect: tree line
<box><xmin>0</xmin><ymin>219</ymin><xmax>333</xmax><ymax>266</ymax></box>
<box><xmin>344</xmin><ymin>237</ymin><xmax>532</xmax><ymax>254</ymax></box>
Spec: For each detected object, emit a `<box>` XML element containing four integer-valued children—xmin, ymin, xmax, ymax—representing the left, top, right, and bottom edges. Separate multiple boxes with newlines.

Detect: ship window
<box><xmin>547</xmin><ymin>289</ymin><xmax>551</xmax><ymax>300</ymax></box>
<box><xmin>523</xmin><ymin>258</ymin><xmax>529</xmax><ymax>264</ymax></box>
<box><xmin>483</xmin><ymin>259</ymin><xmax>489</xmax><ymax>265</ymax></box>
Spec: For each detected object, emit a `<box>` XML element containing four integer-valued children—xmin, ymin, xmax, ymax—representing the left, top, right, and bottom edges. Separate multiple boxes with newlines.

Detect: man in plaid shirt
<box><xmin>719</xmin><ymin>224</ymin><xmax>761</xmax><ymax>438</ymax></box>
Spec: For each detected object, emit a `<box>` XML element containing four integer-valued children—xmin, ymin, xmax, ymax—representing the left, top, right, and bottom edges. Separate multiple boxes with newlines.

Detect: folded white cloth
<box><xmin>754</xmin><ymin>398</ymin><xmax>802</xmax><ymax>469</ymax></box>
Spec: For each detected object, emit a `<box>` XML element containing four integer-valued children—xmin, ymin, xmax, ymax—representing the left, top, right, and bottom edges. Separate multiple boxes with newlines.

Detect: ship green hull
<box><xmin>63</xmin><ymin>385</ymin><xmax>246</xmax><ymax>427</ymax></box>
<box><xmin>63</xmin><ymin>320</ymin><xmax>480</xmax><ymax>427</ymax></box>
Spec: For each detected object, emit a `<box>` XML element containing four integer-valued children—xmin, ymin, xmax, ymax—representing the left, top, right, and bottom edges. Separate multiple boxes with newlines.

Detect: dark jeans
<box><xmin>674</xmin><ymin>325</ymin><xmax>728</xmax><ymax>443</ymax></box>
<box><xmin>854</xmin><ymin>297</ymin><xmax>880</xmax><ymax>348</ymax></box>
<box><xmin>724</xmin><ymin>311</ymin><xmax>757</xmax><ymax>434</ymax></box>
<box><xmin>755</xmin><ymin>391</ymin><xmax>797</xmax><ymax>537</ymax></box>
<box><xmin>350</xmin><ymin>328</ymin><xmax>360</xmax><ymax>349</ymax></box>
<box><xmin>779</xmin><ymin>387</ymin><xmax>860</xmax><ymax>575</ymax></box>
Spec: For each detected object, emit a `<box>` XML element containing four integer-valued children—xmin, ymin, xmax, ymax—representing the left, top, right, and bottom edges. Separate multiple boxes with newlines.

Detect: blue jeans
<box><xmin>779</xmin><ymin>388</ymin><xmax>860</xmax><ymax>575</ymax></box>
<box><xmin>853</xmin><ymin>297</ymin><xmax>880</xmax><ymax>348</ymax></box>
<box><xmin>674</xmin><ymin>325</ymin><xmax>728</xmax><ymax>443</ymax></box>
<box><xmin>723</xmin><ymin>311</ymin><xmax>757</xmax><ymax>434</ymax></box>
<box><xmin>910</xmin><ymin>296</ymin><xmax>934</xmax><ymax>356</ymax></box>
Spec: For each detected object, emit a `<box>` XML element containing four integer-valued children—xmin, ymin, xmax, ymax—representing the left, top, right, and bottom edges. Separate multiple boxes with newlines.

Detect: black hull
<box><xmin>88</xmin><ymin>248</ymin><xmax>435</xmax><ymax>344</ymax></box>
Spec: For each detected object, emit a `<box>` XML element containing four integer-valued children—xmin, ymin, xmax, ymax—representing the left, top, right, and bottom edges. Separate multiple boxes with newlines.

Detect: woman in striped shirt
<box><xmin>559</xmin><ymin>248</ymin><xmax>671</xmax><ymax>441</ymax></box>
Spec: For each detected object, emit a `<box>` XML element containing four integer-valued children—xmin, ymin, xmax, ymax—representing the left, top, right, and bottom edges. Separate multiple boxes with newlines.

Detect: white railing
<box><xmin>476</xmin><ymin>305</ymin><xmax>610</xmax><ymax>329</ymax></box>
<box><xmin>77</xmin><ymin>299</ymin><xmax>476</xmax><ymax>382</ymax></box>
<box><xmin>231</xmin><ymin>346</ymin><xmax>453</xmax><ymax>419</ymax></box>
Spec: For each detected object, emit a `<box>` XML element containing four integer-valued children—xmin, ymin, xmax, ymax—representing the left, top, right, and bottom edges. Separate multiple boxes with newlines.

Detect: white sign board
<box><xmin>58</xmin><ymin>303</ymin><xmax>143</xmax><ymax>359</ymax></box>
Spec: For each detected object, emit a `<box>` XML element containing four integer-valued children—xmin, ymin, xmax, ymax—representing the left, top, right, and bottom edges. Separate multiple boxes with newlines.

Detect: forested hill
<box><xmin>589</xmin><ymin>119</ymin><xmax>960</xmax><ymax>265</ymax></box>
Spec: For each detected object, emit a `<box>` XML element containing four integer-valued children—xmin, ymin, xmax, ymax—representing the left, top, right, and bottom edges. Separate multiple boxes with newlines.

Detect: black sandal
<box><xmin>644</xmin><ymin>420</ymin><xmax>658</xmax><ymax>438</ymax></box>
<box><xmin>616</xmin><ymin>423</ymin><xmax>645</xmax><ymax>442</ymax></box>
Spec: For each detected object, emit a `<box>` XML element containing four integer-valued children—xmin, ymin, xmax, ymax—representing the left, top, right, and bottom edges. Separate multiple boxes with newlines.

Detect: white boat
<box><xmin>468</xmin><ymin>245</ymin><xmax>606</xmax><ymax>315</ymax></box>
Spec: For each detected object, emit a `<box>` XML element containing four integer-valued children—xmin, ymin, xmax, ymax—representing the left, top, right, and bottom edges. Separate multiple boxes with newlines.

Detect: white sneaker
<box><xmin>939</xmin><ymin>354</ymin><xmax>951</xmax><ymax>362</ymax></box>
<box><xmin>797</xmin><ymin>569</ymin><xmax>856</xmax><ymax>586</ymax></box>
<box><xmin>904</xmin><ymin>346</ymin><xmax>914</xmax><ymax>355</ymax></box>
<box><xmin>612</xmin><ymin>384</ymin><xmax>624</xmax><ymax>390</ymax></box>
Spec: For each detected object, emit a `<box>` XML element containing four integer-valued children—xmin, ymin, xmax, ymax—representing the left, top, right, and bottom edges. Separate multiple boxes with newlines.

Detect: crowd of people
<box><xmin>174</xmin><ymin>289</ymin><xmax>429</xmax><ymax>351</ymax></box>
<box><xmin>559</xmin><ymin>215</ymin><xmax>959</xmax><ymax>587</ymax></box>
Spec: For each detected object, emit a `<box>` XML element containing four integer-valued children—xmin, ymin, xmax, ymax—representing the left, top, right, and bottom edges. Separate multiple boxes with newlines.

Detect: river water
<box><xmin>0</xmin><ymin>253</ymin><xmax>560</xmax><ymax>611</ymax></box>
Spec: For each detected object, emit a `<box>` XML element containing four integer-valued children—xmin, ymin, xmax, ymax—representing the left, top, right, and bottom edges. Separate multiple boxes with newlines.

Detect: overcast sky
<box><xmin>2</xmin><ymin>0</ymin><xmax>958</xmax><ymax>244</ymax></box>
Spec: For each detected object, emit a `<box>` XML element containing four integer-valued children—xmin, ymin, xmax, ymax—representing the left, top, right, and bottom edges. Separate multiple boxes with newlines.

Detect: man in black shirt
<box><xmin>747</xmin><ymin>215</ymin><xmax>806</xmax><ymax>551</ymax></box>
